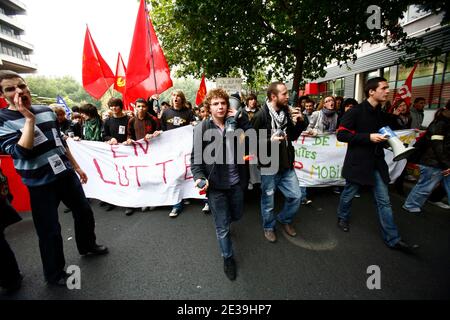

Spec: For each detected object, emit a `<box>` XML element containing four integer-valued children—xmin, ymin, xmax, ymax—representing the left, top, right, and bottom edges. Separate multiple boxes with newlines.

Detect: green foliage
<box><xmin>24</xmin><ymin>75</ymin><xmax>101</xmax><ymax>108</ymax></box>
<box><xmin>149</xmin><ymin>0</ymin><xmax>448</xmax><ymax>93</ymax></box>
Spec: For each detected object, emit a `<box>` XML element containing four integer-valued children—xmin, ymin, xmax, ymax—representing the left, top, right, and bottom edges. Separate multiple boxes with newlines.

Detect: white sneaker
<box><xmin>202</xmin><ymin>203</ymin><xmax>210</xmax><ymax>213</ymax></box>
<box><xmin>248</xmin><ymin>183</ymin><xmax>254</xmax><ymax>190</ymax></box>
<box><xmin>402</xmin><ymin>204</ymin><xmax>421</xmax><ymax>214</ymax></box>
<box><xmin>428</xmin><ymin>201</ymin><xmax>450</xmax><ymax>209</ymax></box>
<box><xmin>169</xmin><ymin>209</ymin><xmax>179</xmax><ymax>218</ymax></box>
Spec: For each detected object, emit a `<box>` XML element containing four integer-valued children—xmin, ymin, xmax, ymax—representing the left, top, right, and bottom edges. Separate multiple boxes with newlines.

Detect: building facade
<box><xmin>0</xmin><ymin>0</ymin><xmax>36</xmax><ymax>73</ymax></box>
<box><xmin>308</xmin><ymin>6</ymin><xmax>450</xmax><ymax>113</ymax></box>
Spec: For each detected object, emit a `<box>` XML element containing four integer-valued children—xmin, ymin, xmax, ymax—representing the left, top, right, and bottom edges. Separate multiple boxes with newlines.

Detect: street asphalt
<box><xmin>1</xmin><ymin>184</ymin><xmax>449</xmax><ymax>300</ymax></box>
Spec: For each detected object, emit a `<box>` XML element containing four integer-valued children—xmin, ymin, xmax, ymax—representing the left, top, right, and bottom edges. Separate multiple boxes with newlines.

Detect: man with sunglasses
<box><xmin>0</xmin><ymin>70</ymin><xmax>108</xmax><ymax>287</ymax></box>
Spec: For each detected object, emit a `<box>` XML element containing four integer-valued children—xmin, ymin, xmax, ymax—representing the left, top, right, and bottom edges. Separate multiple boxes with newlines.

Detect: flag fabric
<box><xmin>114</xmin><ymin>52</ymin><xmax>127</xmax><ymax>95</ymax></box>
<box><xmin>125</xmin><ymin>0</ymin><xmax>173</xmax><ymax>104</ymax></box>
<box><xmin>114</xmin><ymin>52</ymin><xmax>131</xmax><ymax>110</ymax></box>
<box><xmin>56</xmin><ymin>95</ymin><xmax>72</xmax><ymax>119</ymax></box>
<box><xmin>0</xmin><ymin>97</ymin><xmax>8</xmax><ymax>109</ymax></box>
<box><xmin>392</xmin><ymin>63</ymin><xmax>418</xmax><ymax>108</ymax></box>
<box><xmin>82</xmin><ymin>26</ymin><xmax>115</xmax><ymax>99</ymax></box>
<box><xmin>195</xmin><ymin>74</ymin><xmax>207</xmax><ymax>106</ymax></box>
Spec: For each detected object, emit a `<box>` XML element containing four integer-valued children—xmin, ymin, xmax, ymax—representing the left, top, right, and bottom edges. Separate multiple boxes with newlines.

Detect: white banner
<box><xmin>67</xmin><ymin>127</ymin><xmax>417</xmax><ymax>206</ymax></box>
<box><xmin>67</xmin><ymin>125</ymin><xmax>204</xmax><ymax>208</ymax></box>
<box><xmin>292</xmin><ymin>129</ymin><xmax>417</xmax><ymax>187</ymax></box>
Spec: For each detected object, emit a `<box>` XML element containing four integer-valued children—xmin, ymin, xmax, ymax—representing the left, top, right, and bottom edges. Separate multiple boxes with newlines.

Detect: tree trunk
<box><xmin>291</xmin><ymin>40</ymin><xmax>305</xmax><ymax>96</ymax></box>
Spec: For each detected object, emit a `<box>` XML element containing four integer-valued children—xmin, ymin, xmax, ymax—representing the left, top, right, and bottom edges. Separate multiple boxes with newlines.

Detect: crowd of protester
<box><xmin>0</xmin><ymin>70</ymin><xmax>449</xmax><ymax>291</ymax></box>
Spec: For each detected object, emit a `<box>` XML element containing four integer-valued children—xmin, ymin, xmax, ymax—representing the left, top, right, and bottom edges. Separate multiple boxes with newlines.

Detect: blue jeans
<box><xmin>260</xmin><ymin>169</ymin><xmax>301</xmax><ymax>231</ymax></box>
<box><xmin>300</xmin><ymin>186</ymin><xmax>307</xmax><ymax>202</ymax></box>
<box><xmin>337</xmin><ymin>170</ymin><xmax>400</xmax><ymax>247</ymax></box>
<box><xmin>404</xmin><ymin>165</ymin><xmax>450</xmax><ymax>211</ymax></box>
<box><xmin>172</xmin><ymin>201</ymin><xmax>183</xmax><ymax>213</ymax></box>
<box><xmin>207</xmin><ymin>184</ymin><xmax>244</xmax><ymax>258</ymax></box>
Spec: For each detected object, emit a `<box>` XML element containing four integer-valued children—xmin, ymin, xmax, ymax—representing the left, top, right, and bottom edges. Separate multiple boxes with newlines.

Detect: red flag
<box><xmin>114</xmin><ymin>52</ymin><xmax>127</xmax><ymax>95</ymax></box>
<box><xmin>0</xmin><ymin>97</ymin><xmax>8</xmax><ymax>109</ymax></box>
<box><xmin>393</xmin><ymin>63</ymin><xmax>418</xmax><ymax>108</ymax></box>
<box><xmin>195</xmin><ymin>74</ymin><xmax>207</xmax><ymax>106</ymax></box>
<box><xmin>125</xmin><ymin>0</ymin><xmax>173</xmax><ymax>104</ymax></box>
<box><xmin>82</xmin><ymin>26</ymin><xmax>115</xmax><ymax>99</ymax></box>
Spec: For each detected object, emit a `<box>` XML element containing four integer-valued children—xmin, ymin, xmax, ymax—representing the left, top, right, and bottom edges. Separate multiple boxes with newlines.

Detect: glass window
<box><xmin>435</xmin><ymin>54</ymin><xmax>446</xmax><ymax>74</ymax></box>
<box><xmin>399</xmin><ymin>5</ymin><xmax>430</xmax><ymax>25</ymax></box>
<box><xmin>383</xmin><ymin>67</ymin><xmax>391</xmax><ymax>81</ymax></box>
<box><xmin>398</xmin><ymin>62</ymin><xmax>434</xmax><ymax>80</ymax></box>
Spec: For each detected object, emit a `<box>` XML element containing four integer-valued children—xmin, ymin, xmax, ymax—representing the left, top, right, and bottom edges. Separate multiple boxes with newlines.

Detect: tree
<box><xmin>25</xmin><ymin>75</ymin><xmax>101</xmax><ymax>108</ymax></box>
<box><xmin>150</xmin><ymin>0</ymin><xmax>448</xmax><ymax>93</ymax></box>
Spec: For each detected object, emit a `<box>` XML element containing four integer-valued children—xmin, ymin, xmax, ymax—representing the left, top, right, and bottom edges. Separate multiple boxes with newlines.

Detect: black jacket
<box><xmin>0</xmin><ymin>168</ymin><xmax>21</xmax><ymax>231</ymax></box>
<box><xmin>416</xmin><ymin>111</ymin><xmax>450</xmax><ymax>169</ymax></box>
<box><xmin>190</xmin><ymin>114</ymin><xmax>251</xmax><ymax>191</ymax></box>
<box><xmin>337</xmin><ymin>100</ymin><xmax>400</xmax><ymax>186</ymax></box>
<box><xmin>102</xmin><ymin>115</ymin><xmax>130</xmax><ymax>143</ymax></box>
<box><xmin>252</xmin><ymin>103</ymin><xmax>306</xmax><ymax>171</ymax></box>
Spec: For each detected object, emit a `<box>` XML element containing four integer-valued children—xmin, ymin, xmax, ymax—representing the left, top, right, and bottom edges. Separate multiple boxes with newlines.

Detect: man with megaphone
<box><xmin>335</xmin><ymin>77</ymin><xmax>418</xmax><ymax>254</ymax></box>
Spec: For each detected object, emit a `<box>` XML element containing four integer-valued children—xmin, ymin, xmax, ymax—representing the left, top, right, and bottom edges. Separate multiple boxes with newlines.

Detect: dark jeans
<box><xmin>337</xmin><ymin>170</ymin><xmax>401</xmax><ymax>247</ymax></box>
<box><xmin>0</xmin><ymin>230</ymin><xmax>21</xmax><ymax>287</ymax></box>
<box><xmin>207</xmin><ymin>184</ymin><xmax>244</xmax><ymax>259</ymax></box>
<box><xmin>28</xmin><ymin>170</ymin><xmax>97</xmax><ymax>282</ymax></box>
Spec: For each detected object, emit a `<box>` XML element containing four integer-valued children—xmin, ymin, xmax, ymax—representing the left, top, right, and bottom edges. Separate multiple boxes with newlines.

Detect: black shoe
<box><xmin>337</xmin><ymin>218</ymin><xmax>349</xmax><ymax>232</ymax></box>
<box><xmin>105</xmin><ymin>204</ymin><xmax>116</xmax><ymax>212</ymax></box>
<box><xmin>1</xmin><ymin>274</ymin><xmax>23</xmax><ymax>294</ymax></box>
<box><xmin>125</xmin><ymin>208</ymin><xmax>135</xmax><ymax>216</ymax></box>
<box><xmin>47</xmin><ymin>272</ymin><xmax>69</xmax><ymax>287</ymax></box>
<box><xmin>390</xmin><ymin>240</ymin><xmax>419</xmax><ymax>254</ymax></box>
<box><xmin>223</xmin><ymin>257</ymin><xmax>236</xmax><ymax>281</ymax></box>
<box><xmin>80</xmin><ymin>244</ymin><xmax>109</xmax><ymax>256</ymax></box>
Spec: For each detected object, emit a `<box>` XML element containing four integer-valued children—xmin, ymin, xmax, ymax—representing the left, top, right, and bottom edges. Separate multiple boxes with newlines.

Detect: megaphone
<box><xmin>378</xmin><ymin>126</ymin><xmax>415</xmax><ymax>161</ymax></box>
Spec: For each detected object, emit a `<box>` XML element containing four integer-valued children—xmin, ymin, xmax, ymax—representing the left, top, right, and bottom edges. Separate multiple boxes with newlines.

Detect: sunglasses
<box><xmin>3</xmin><ymin>84</ymin><xmax>28</xmax><ymax>93</ymax></box>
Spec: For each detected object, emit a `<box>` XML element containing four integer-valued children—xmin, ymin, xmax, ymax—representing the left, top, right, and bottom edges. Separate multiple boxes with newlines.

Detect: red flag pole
<box><xmin>146</xmin><ymin>5</ymin><xmax>157</xmax><ymax>92</ymax></box>
<box><xmin>144</xmin><ymin>1</ymin><xmax>159</xmax><ymax>108</ymax></box>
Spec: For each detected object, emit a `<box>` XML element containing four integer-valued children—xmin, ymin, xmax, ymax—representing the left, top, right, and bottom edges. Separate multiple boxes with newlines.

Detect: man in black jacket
<box><xmin>403</xmin><ymin>102</ymin><xmax>450</xmax><ymax>212</ymax></box>
<box><xmin>336</xmin><ymin>77</ymin><xmax>417</xmax><ymax>253</ymax></box>
<box><xmin>191</xmin><ymin>88</ymin><xmax>250</xmax><ymax>281</ymax></box>
<box><xmin>252</xmin><ymin>82</ymin><xmax>307</xmax><ymax>243</ymax></box>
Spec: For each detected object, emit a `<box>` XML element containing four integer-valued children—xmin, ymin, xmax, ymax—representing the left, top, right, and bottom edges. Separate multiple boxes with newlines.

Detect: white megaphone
<box><xmin>378</xmin><ymin>126</ymin><xmax>415</xmax><ymax>161</ymax></box>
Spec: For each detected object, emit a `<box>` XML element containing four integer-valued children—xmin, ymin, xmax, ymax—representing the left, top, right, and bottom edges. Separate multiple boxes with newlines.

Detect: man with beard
<box><xmin>252</xmin><ymin>82</ymin><xmax>307</xmax><ymax>243</ymax></box>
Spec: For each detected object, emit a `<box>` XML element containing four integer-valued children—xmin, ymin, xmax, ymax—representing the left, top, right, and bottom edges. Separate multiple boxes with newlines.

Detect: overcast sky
<box><xmin>21</xmin><ymin>0</ymin><xmax>140</xmax><ymax>81</ymax></box>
